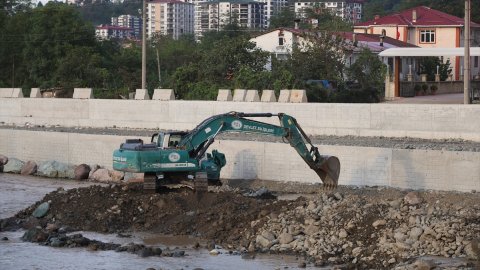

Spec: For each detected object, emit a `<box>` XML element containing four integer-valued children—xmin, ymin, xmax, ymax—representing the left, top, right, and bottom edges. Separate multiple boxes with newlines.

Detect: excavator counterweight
<box><xmin>113</xmin><ymin>112</ymin><xmax>340</xmax><ymax>191</ymax></box>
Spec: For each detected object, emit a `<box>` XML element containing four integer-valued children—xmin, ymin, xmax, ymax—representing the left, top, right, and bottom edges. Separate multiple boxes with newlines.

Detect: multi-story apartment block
<box><xmin>112</xmin><ymin>15</ymin><xmax>142</xmax><ymax>38</ymax></box>
<box><xmin>256</xmin><ymin>0</ymin><xmax>289</xmax><ymax>28</ymax></box>
<box><xmin>95</xmin><ymin>25</ymin><xmax>133</xmax><ymax>40</ymax></box>
<box><xmin>293</xmin><ymin>0</ymin><xmax>364</xmax><ymax>23</ymax></box>
<box><xmin>195</xmin><ymin>0</ymin><xmax>266</xmax><ymax>38</ymax></box>
<box><xmin>147</xmin><ymin>0</ymin><xmax>195</xmax><ymax>40</ymax></box>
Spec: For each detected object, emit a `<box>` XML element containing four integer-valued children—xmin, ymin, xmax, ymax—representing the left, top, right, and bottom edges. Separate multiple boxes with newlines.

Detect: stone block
<box><xmin>12</xmin><ymin>88</ymin><xmax>23</xmax><ymax>98</ymax></box>
<box><xmin>73</xmin><ymin>88</ymin><xmax>94</xmax><ymax>99</ymax></box>
<box><xmin>0</xmin><ymin>88</ymin><xmax>13</xmax><ymax>98</ymax></box>
<box><xmin>245</xmin><ymin>90</ymin><xmax>260</xmax><ymax>102</ymax></box>
<box><xmin>30</xmin><ymin>88</ymin><xmax>42</xmax><ymax>98</ymax></box>
<box><xmin>289</xmin><ymin>89</ymin><xmax>308</xmax><ymax>103</ymax></box>
<box><xmin>278</xmin><ymin>89</ymin><xmax>291</xmax><ymax>103</ymax></box>
<box><xmin>135</xmin><ymin>89</ymin><xmax>150</xmax><ymax>100</ymax></box>
<box><xmin>217</xmin><ymin>89</ymin><xmax>233</xmax><ymax>101</ymax></box>
<box><xmin>152</xmin><ymin>89</ymin><xmax>175</xmax><ymax>100</ymax></box>
<box><xmin>261</xmin><ymin>90</ymin><xmax>277</xmax><ymax>102</ymax></box>
<box><xmin>233</xmin><ymin>89</ymin><xmax>247</xmax><ymax>102</ymax></box>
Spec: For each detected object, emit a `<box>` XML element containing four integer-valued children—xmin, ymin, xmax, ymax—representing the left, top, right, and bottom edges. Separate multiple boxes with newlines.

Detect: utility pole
<box><xmin>464</xmin><ymin>0</ymin><xmax>471</xmax><ymax>104</ymax></box>
<box><xmin>142</xmin><ymin>0</ymin><xmax>147</xmax><ymax>90</ymax></box>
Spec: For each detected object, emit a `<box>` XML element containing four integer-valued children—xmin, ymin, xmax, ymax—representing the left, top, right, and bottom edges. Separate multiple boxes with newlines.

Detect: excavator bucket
<box><xmin>314</xmin><ymin>156</ymin><xmax>340</xmax><ymax>189</ymax></box>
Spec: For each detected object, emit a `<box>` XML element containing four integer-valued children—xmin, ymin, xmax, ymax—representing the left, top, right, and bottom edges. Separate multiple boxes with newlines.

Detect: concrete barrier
<box><xmin>0</xmin><ymin>88</ymin><xmax>22</xmax><ymax>98</ymax></box>
<box><xmin>152</xmin><ymin>89</ymin><xmax>175</xmax><ymax>100</ymax></box>
<box><xmin>217</xmin><ymin>89</ymin><xmax>233</xmax><ymax>101</ymax></box>
<box><xmin>1</xmin><ymin>99</ymin><xmax>480</xmax><ymax>142</ymax></box>
<box><xmin>73</xmin><ymin>88</ymin><xmax>94</xmax><ymax>99</ymax></box>
<box><xmin>261</xmin><ymin>90</ymin><xmax>277</xmax><ymax>102</ymax></box>
<box><xmin>135</xmin><ymin>89</ymin><xmax>150</xmax><ymax>100</ymax></box>
<box><xmin>0</xmin><ymin>128</ymin><xmax>478</xmax><ymax>192</ymax></box>
<box><xmin>278</xmin><ymin>90</ymin><xmax>290</xmax><ymax>102</ymax></box>
<box><xmin>233</xmin><ymin>89</ymin><xmax>247</xmax><ymax>102</ymax></box>
<box><xmin>30</xmin><ymin>88</ymin><xmax>42</xmax><ymax>98</ymax></box>
<box><xmin>245</xmin><ymin>90</ymin><xmax>260</xmax><ymax>102</ymax></box>
<box><xmin>289</xmin><ymin>89</ymin><xmax>307</xmax><ymax>103</ymax></box>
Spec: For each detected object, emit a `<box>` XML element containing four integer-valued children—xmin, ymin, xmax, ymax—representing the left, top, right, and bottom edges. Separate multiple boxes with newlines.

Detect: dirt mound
<box><xmin>12</xmin><ymin>184</ymin><xmax>294</xmax><ymax>246</ymax></box>
<box><xmin>4</xmin><ymin>183</ymin><xmax>480</xmax><ymax>269</ymax></box>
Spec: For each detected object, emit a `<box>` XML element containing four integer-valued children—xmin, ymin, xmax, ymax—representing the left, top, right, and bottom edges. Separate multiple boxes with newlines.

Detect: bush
<box><xmin>421</xmin><ymin>84</ymin><xmax>429</xmax><ymax>93</ymax></box>
<box><xmin>414</xmin><ymin>84</ymin><xmax>422</xmax><ymax>92</ymax></box>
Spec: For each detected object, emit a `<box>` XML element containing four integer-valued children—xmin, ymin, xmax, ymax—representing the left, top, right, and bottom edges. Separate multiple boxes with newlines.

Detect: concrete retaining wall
<box><xmin>1</xmin><ymin>98</ymin><xmax>480</xmax><ymax>141</ymax></box>
<box><xmin>0</xmin><ymin>129</ymin><xmax>478</xmax><ymax>192</ymax></box>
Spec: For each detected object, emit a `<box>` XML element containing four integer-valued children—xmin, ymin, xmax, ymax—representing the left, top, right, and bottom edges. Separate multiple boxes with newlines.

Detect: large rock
<box><xmin>74</xmin><ymin>164</ymin><xmax>91</xmax><ymax>180</ymax></box>
<box><xmin>278</xmin><ymin>232</ymin><xmax>294</xmax><ymax>244</ymax></box>
<box><xmin>256</xmin><ymin>235</ymin><xmax>272</xmax><ymax>248</ymax></box>
<box><xmin>0</xmin><ymin>154</ymin><xmax>8</xmax><ymax>166</ymax></box>
<box><xmin>92</xmin><ymin>168</ymin><xmax>112</xmax><ymax>182</ymax></box>
<box><xmin>3</xmin><ymin>158</ymin><xmax>24</xmax><ymax>173</ymax></box>
<box><xmin>22</xmin><ymin>227</ymin><xmax>49</xmax><ymax>242</ymax></box>
<box><xmin>36</xmin><ymin>161</ymin><xmax>74</xmax><ymax>178</ymax></box>
<box><xmin>404</xmin><ymin>192</ymin><xmax>422</xmax><ymax>205</ymax></box>
<box><xmin>32</xmin><ymin>202</ymin><xmax>50</xmax><ymax>218</ymax></box>
<box><xmin>21</xmin><ymin>161</ymin><xmax>38</xmax><ymax>175</ymax></box>
<box><xmin>88</xmin><ymin>164</ymin><xmax>101</xmax><ymax>179</ymax></box>
<box><xmin>110</xmin><ymin>170</ymin><xmax>124</xmax><ymax>182</ymax></box>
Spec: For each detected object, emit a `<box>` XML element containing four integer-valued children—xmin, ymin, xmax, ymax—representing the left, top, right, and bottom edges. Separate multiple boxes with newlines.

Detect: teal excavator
<box><xmin>113</xmin><ymin>112</ymin><xmax>340</xmax><ymax>191</ymax></box>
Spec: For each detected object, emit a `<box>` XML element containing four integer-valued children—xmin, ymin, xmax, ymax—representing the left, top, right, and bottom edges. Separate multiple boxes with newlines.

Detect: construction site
<box><xmin>0</xmin><ymin>96</ymin><xmax>479</xmax><ymax>269</ymax></box>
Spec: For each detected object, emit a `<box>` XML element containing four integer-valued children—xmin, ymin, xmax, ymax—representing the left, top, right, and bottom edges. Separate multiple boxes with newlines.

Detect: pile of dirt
<box><xmin>3</xmin><ymin>183</ymin><xmax>480</xmax><ymax>269</ymax></box>
<box><xmin>10</xmin><ymin>184</ymin><xmax>293</xmax><ymax>246</ymax></box>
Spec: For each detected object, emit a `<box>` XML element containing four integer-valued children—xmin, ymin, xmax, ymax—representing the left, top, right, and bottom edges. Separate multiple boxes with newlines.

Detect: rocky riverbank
<box><xmin>1</xmin><ymin>182</ymin><xmax>478</xmax><ymax>269</ymax></box>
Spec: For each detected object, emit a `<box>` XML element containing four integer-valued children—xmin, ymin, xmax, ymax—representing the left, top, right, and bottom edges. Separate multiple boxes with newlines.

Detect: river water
<box><xmin>0</xmin><ymin>174</ymin><xmax>323</xmax><ymax>270</ymax></box>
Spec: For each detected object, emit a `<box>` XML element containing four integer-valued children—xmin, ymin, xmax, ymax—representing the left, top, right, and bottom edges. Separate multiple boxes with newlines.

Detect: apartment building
<box><xmin>95</xmin><ymin>25</ymin><xmax>133</xmax><ymax>40</ymax></box>
<box><xmin>147</xmin><ymin>0</ymin><xmax>195</xmax><ymax>39</ymax></box>
<box><xmin>112</xmin><ymin>15</ymin><xmax>142</xmax><ymax>38</ymax></box>
<box><xmin>294</xmin><ymin>0</ymin><xmax>364</xmax><ymax>23</ymax></box>
<box><xmin>195</xmin><ymin>0</ymin><xmax>266</xmax><ymax>38</ymax></box>
<box><xmin>256</xmin><ymin>0</ymin><xmax>289</xmax><ymax>27</ymax></box>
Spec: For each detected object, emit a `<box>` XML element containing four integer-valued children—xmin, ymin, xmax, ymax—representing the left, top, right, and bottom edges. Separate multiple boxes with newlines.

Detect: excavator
<box><xmin>113</xmin><ymin>112</ymin><xmax>340</xmax><ymax>191</ymax></box>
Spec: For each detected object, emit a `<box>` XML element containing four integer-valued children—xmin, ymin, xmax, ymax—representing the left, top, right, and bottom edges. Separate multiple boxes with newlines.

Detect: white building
<box><xmin>256</xmin><ymin>0</ymin><xmax>288</xmax><ymax>28</ymax></box>
<box><xmin>147</xmin><ymin>0</ymin><xmax>195</xmax><ymax>40</ymax></box>
<box><xmin>95</xmin><ymin>25</ymin><xmax>133</xmax><ymax>40</ymax></box>
<box><xmin>195</xmin><ymin>0</ymin><xmax>266</xmax><ymax>39</ymax></box>
<box><xmin>112</xmin><ymin>15</ymin><xmax>142</xmax><ymax>38</ymax></box>
<box><xmin>294</xmin><ymin>0</ymin><xmax>364</xmax><ymax>23</ymax></box>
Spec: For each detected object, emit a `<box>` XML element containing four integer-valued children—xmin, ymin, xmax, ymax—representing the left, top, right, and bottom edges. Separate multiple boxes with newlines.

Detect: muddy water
<box><xmin>0</xmin><ymin>174</ymin><xmax>324</xmax><ymax>269</ymax></box>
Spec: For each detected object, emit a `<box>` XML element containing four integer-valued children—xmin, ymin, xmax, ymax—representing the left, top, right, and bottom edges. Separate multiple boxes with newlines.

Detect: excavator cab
<box><xmin>152</xmin><ymin>132</ymin><xmax>188</xmax><ymax>149</ymax></box>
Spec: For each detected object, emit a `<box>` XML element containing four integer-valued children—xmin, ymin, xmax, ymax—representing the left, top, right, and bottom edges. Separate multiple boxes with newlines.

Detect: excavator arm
<box><xmin>178</xmin><ymin>112</ymin><xmax>340</xmax><ymax>188</ymax></box>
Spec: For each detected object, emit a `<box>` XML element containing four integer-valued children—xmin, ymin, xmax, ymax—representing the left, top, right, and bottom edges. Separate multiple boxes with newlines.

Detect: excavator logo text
<box><xmin>168</xmin><ymin>152</ymin><xmax>181</xmax><ymax>162</ymax></box>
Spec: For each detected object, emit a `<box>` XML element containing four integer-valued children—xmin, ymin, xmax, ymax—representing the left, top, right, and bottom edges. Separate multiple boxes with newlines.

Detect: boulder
<box><xmin>255</xmin><ymin>235</ymin><xmax>271</xmax><ymax>248</ymax></box>
<box><xmin>92</xmin><ymin>168</ymin><xmax>112</xmax><ymax>182</ymax></box>
<box><xmin>88</xmin><ymin>164</ymin><xmax>101</xmax><ymax>179</ymax></box>
<box><xmin>32</xmin><ymin>202</ymin><xmax>50</xmax><ymax>218</ymax></box>
<box><xmin>22</xmin><ymin>227</ymin><xmax>49</xmax><ymax>242</ymax></box>
<box><xmin>3</xmin><ymin>158</ymin><xmax>24</xmax><ymax>173</ymax></box>
<box><xmin>110</xmin><ymin>170</ymin><xmax>125</xmax><ymax>182</ymax></box>
<box><xmin>37</xmin><ymin>160</ymin><xmax>68</xmax><ymax>178</ymax></box>
<box><xmin>74</xmin><ymin>164</ymin><xmax>91</xmax><ymax>180</ymax></box>
<box><xmin>278</xmin><ymin>232</ymin><xmax>294</xmax><ymax>244</ymax></box>
<box><xmin>124</xmin><ymin>172</ymin><xmax>144</xmax><ymax>182</ymax></box>
<box><xmin>404</xmin><ymin>192</ymin><xmax>422</xmax><ymax>205</ymax></box>
<box><xmin>21</xmin><ymin>161</ymin><xmax>38</xmax><ymax>175</ymax></box>
<box><xmin>0</xmin><ymin>154</ymin><xmax>8</xmax><ymax>166</ymax></box>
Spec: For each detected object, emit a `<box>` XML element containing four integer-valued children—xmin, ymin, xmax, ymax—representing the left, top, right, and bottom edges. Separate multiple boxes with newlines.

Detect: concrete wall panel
<box><xmin>1</xmin><ymin>99</ymin><xmax>480</xmax><ymax>141</ymax></box>
<box><xmin>0</xmin><ymin>129</ymin><xmax>478</xmax><ymax>192</ymax></box>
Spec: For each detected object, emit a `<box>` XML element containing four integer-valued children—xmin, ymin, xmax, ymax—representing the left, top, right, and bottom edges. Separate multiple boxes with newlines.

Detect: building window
<box><xmin>420</xmin><ymin>29</ymin><xmax>435</xmax><ymax>43</ymax></box>
<box><xmin>475</xmin><ymin>56</ymin><xmax>479</xmax><ymax>68</ymax></box>
<box><xmin>279</xmin><ymin>37</ymin><xmax>284</xmax><ymax>46</ymax></box>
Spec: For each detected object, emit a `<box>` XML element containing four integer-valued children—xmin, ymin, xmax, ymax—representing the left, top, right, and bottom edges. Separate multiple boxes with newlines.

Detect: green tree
<box><xmin>22</xmin><ymin>2</ymin><xmax>97</xmax><ymax>89</ymax></box>
<box><xmin>419</xmin><ymin>57</ymin><xmax>452</xmax><ymax>81</ymax></box>
<box><xmin>269</xmin><ymin>9</ymin><xmax>296</xmax><ymax>29</ymax></box>
<box><xmin>345</xmin><ymin>49</ymin><xmax>387</xmax><ymax>102</ymax></box>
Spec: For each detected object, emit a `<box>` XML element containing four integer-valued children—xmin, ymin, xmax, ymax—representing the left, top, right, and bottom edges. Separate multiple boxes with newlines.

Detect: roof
<box><xmin>355</xmin><ymin>6</ymin><xmax>480</xmax><ymax>28</ymax></box>
<box><xmin>338</xmin><ymin>32</ymin><xmax>417</xmax><ymax>48</ymax></box>
<box><xmin>379</xmin><ymin>47</ymin><xmax>480</xmax><ymax>57</ymax></box>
